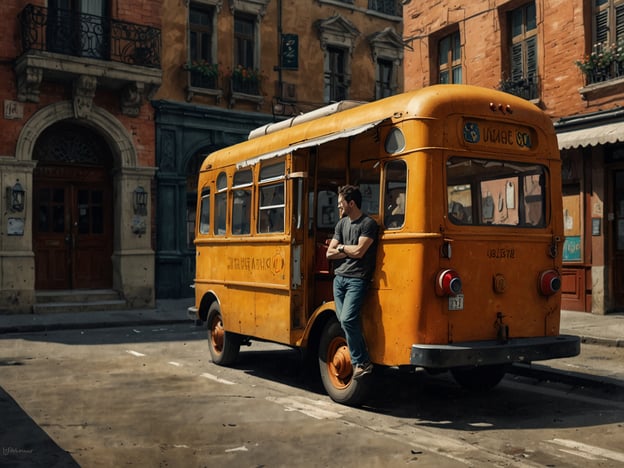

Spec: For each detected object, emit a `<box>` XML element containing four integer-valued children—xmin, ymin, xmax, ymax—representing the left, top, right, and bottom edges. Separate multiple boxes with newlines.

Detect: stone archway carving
<box><xmin>16</xmin><ymin>101</ymin><xmax>137</xmax><ymax>169</ymax></box>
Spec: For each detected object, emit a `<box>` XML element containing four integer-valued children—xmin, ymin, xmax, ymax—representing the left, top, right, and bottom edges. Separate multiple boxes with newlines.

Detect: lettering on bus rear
<box><xmin>486</xmin><ymin>248</ymin><xmax>516</xmax><ymax>259</ymax></box>
<box><xmin>462</xmin><ymin>120</ymin><xmax>534</xmax><ymax>150</ymax></box>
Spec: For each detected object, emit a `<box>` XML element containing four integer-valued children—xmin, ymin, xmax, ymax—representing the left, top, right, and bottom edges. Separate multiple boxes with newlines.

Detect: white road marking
<box><xmin>549</xmin><ymin>438</ymin><xmax>624</xmax><ymax>463</ymax></box>
<box><xmin>200</xmin><ymin>372</ymin><xmax>235</xmax><ymax>385</ymax></box>
<box><xmin>125</xmin><ymin>350</ymin><xmax>146</xmax><ymax>357</ymax></box>
<box><xmin>225</xmin><ymin>445</ymin><xmax>248</xmax><ymax>452</ymax></box>
<box><xmin>265</xmin><ymin>396</ymin><xmax>343</xmax><ymax>420</ymax></box>
<box><xmin>168</xmin><ymin>361</ymin><xmax>182</xmax><ymax>367</ymax></box>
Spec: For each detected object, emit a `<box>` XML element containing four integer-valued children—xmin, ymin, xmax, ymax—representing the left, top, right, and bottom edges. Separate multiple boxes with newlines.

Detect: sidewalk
<box><xmin>0</xmin><ymin>301</ymin><xmax>622</xmax><ymax>347</ymax></box>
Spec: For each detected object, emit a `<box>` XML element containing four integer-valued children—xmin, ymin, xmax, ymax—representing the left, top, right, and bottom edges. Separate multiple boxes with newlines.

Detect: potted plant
<box><xmin>229</xmin><ymin>64</ymin><xmax>261</xmax><ymax>95</ymax></box>
<box><xmin>575</xmin><ymin>41</ymin><xmax>624</xmax><ymax>85</ymax></box>
<box><xmin>183</xmin><ymin>60</ymin><xmax>219</xmax><ymax>89</ymax></box>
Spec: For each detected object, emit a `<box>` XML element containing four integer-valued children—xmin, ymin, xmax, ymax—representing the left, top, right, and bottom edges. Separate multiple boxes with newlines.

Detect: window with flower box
<box><xmin>576</xmin><ymin>0</ymin><xmax>624</xmax><ymax>85</ymax></box>
<box><xmin>187</xmin><ymin>4</ymin><xmax>218</xmax><ymax>89</ymax></box>
<box><xmin>501</xmin><ymin>2</ymin><xmax>539</xmax><ymax>101</ymax></box>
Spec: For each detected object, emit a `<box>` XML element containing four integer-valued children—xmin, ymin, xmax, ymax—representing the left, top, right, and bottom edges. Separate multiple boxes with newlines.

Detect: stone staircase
<box><xmin>33</xmin><ymin>289</ymin><xmax>128</xmax><ymax>314</ymax></box>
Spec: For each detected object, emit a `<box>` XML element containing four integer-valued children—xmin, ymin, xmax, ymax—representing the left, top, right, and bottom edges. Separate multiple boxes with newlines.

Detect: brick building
<box><xmin>152</xmin><ymin>0</ymin><xmax>404</xmax><ymax>298</ymax></box>
<box><xmin>403</xmin><ymin>0</ymin><xmax>624</xmax><ymax>314</ymax></box>
<box><xmin>0</xmin><ymin>1</ymin><xmax>162</xmax><ymax>312</ymax></box>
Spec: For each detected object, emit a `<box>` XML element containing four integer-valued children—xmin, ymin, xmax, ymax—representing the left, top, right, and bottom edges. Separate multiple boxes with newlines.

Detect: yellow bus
<box><xmin>189</xmin><ymin>84</ymin><xmax>580</xmax><ymax>406</ymax></box>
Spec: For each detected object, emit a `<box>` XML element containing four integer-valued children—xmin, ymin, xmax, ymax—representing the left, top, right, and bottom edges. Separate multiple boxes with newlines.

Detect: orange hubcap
<box><xmin>211</xmin><ymin>316</ymin><xmax>224</xmax><ymax>353</ymax></box>
<box><xmin>327</xmin><ymin>336</ymin><xmax>352</xmax><ymax>387</ymax></box>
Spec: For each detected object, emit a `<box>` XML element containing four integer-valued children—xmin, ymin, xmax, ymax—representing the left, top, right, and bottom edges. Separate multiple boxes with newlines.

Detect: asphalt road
<box><xmin>1</xmin><ymin>323</ymin><xmax>623</xmax><ymax>467</ymax></box>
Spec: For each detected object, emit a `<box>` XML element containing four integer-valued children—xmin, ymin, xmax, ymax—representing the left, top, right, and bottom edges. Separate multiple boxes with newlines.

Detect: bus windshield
<box><xmin>447</xmin><ymin>156</ymin><xmax>546</xmax><ymax>227</ymax></box>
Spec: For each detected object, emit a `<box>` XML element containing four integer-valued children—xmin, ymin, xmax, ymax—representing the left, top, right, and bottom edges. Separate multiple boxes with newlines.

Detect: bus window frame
<box><xmin>214</xmin><ymin>171</ymin><xmax>228</xmax><ymax>236</ymax></box>
<box><xmin>258</xmin><ymin>160</ymin><xmax>286</xmax><ymax>234</ymax></box>
<box><xmin>383</xmin><ymin>159</ymin><xmax>408</xmax><ymax>230</ymax></box>
<box><xmin>231</xmin><ymin>168</ymin><xmax>253</xmax><ymax>236</ymax></box>
<box><xmin>446</xmin><ymin>156</ymin><xmax>548</xmax><ymax>228</ymax></box>
<box><xmin>198</xmin><ymin>187</ymin><xmax>210</xmax><ymax>235</ymax></box>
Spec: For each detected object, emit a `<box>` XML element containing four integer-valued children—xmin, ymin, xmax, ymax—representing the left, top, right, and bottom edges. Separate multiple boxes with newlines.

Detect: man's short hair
<box><xmin>339</xmin><ymin>185</ymin><xmax>362</xmax><ymax>209</ymax></box>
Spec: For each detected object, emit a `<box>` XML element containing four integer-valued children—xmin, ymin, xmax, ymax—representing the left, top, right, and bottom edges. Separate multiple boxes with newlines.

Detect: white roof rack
<box><xmin>248</xmin><ymin>100</ymin><xmax>366</xmax><ymax>140</ymax></box>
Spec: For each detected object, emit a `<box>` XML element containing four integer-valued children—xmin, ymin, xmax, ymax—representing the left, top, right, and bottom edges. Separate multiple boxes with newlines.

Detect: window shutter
<box><xmin>526</xmin><ymin>36</ymin><xmax>537</xmax><ymax>77</ymax></box>
<box><xmin>596</xmin><ymin>9</ymin><xmax>609</xmax><ymax>44</ymax></box>
<box><xmin>511</xmin><ymin>43</ymin><xmax>523</xmax><ymax>81</ymax></box>
<box><xmin>616</xmin><ymin>4</ymin><xmax>624</xmax><ymax>43</ymax></box>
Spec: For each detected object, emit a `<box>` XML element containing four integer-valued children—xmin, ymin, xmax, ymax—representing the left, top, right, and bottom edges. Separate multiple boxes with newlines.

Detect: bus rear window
<box><xmin>447</xmin><ymin>157</ymin><xmax>546</xmax><ymax>227</ymax></box>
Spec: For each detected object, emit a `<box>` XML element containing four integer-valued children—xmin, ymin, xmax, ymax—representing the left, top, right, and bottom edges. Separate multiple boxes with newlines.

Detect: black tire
<box><xmin>318</xmin><ymin>319</ymin><xmax>371</xmax><ymax>406</ymax></box>
<box><xmin>207</xmin><ymin>302</ymin><xmax>241</xmax><ymax>366</ymax></box>
<box><xmin>450</xmin><ymin>364</ymin><xmax>507</xmax><ymax>391</ymax></box>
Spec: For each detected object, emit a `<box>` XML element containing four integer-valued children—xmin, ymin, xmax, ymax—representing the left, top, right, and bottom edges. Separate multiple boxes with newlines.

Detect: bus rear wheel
<box><xmin>207</xmin><ymin>303</ymin><xmax>241</xmax><ymax>366</ymax></box>
<box><xmin>318</xmin><ymin>319</ymin><xmax>371</xmax><ymax>406</ymax></box>
<box><xmin>450</xmin><ymin>364</ymin><xmax>507</xmax><ymax>391</ymax></box>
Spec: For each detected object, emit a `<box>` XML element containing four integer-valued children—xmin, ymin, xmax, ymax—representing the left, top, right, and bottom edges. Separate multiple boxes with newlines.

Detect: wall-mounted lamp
<box><xmin>7</xmin><ymin>181</ymin><xmax>25</xmax><ymax>212</ymax></box>
<box><xmin>133</xmin><ymin>186</ymin><xmax>148</xmax><ymax>216</ymax></box>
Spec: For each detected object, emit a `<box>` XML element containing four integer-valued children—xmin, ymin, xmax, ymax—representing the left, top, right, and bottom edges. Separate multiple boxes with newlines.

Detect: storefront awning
<box><xmin>557</xmin><ymin>121</ymin><xmax>624</xmax><ymax>150</ymax></box>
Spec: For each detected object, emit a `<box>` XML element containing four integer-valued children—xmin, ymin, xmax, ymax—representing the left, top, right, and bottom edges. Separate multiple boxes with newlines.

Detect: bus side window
<box><xmin>317</xmin><ymin>190</ymin><xmax>339</xmax><ymax>228</ymax></box>
<box><xmin>258</xmin><ymin>162</ymin><xmax>286</xmax><ymax>233</ymax></box>
<box><xmin>384</xmin><ymin>160</ymin><xmax>407</xmax><ymax>229</ymax></box>
<box><xmin>214</xmin><ymin>172</ymin><xmax>227</xmax><ymax>235</ymax></box>
<box><xmin>232</xmin><ymin>169</ymin><xmax>252</xmax><ymax>235</ymax></box>
<box><xmin>198</xmin><ymin>187</ymin><xmax>210</xmax><ymax>234</ymax></box>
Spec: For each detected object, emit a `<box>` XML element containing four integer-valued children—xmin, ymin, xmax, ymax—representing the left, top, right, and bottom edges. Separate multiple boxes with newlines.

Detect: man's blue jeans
<box><xmin>333</xmin><ymin>275</ymin><xmax>370</xmax><ymax>366</ymax></box>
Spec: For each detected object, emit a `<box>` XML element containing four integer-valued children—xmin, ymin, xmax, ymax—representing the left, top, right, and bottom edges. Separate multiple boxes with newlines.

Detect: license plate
<box><xmin>448</xmin><ymin>294</ymin><xmax>464</xmax><ymax>310</ymax></box>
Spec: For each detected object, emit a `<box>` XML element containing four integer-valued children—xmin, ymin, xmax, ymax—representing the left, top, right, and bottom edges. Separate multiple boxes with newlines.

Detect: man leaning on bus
<box><xmin>326</xmin><ymin>185</ymin><xmax>379</xmax><ymax>380</ymax></box>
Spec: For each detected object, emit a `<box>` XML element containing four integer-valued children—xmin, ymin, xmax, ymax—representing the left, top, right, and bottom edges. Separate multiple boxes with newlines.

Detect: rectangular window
<box><xmin>234</xmin><ymin>15</ymin><xmax>255</xmax><ymax>69</ymax></box>
<box><xmin>232</xmin><ymin>169</ymin><xmax>252</xmax><ymax>235</ymax></box>
<box><xmin>258</xmin><ymin>162</ymin><xmax>285</xmax><ymax>233</ymax></box>
<box><xmin>438</xmin><ymin>31</ymin><xmax>462</xmax><ymax>84</ymax></box>
<box><xmin>214</xmin><ymin>172</ymin><xmax>227</xmax><ymax>235</ymax></box>
<box><xmin>369</xmin><ymin>0</ymin><xmax>397</xmax><ymax>16</ymax></box>
<box><xmin>198</xmin><ymin>187</ymin><xmax>210</xmax><ymax>235</ymax></box>
<box><xmin>376</xmin><ymin>58</ymin><xmax>393</xmax><ymax>99</ymax></box>
<box><xmin>189</xmin><ymin>5</ymin><xmax>213</xmax><ymax>63</ymax></box>
<box><xmin>384</xmin><ymin>160</ymin><xmax>407</xmax><ymax>230</ymax></box>
<box><xmin>188</xmin><ymin>4</ymin><xmax>216</xmax><ymax>89</ymax></box>
<box><xmin>595</xmin><ymin>0</ymin><xmax>624</xmax><ymax>45</ymax></box>
<box><xmin>446</xmin><ymin>157</ymin><xmax>546</xmax><ymax>228</ymax></box>
<box><xmin>505</xmin><ymin>2</ymin><xmax>538</xmax><ymax>100</ymax></box>
<box><xmin>326</xmin><ymin>46</ymin><xmax>347</xmax><ymax>102</ymax></box>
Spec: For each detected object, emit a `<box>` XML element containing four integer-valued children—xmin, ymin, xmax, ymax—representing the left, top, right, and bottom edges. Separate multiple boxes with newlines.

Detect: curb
<box><xmin>509</xmin><ymin>362</ymin><xmax>624</xmax><ymax>390</ymax></box>
<box><xmin>0</xmin><ymin>318</ymin><xmax>190</xmax><ymax>335</ymax></box>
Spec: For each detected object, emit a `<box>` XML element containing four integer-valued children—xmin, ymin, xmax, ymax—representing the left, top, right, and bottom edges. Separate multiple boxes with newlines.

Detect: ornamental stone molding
<box><xmin>368</xmin><ymin>27</ymin><xmax>404</xmax><ymax>64</ymax></box>
<box><xmin>315</xmin><ymin>14</ymin><xmax>360</xmax><ymax>54</ymax></box>
<box><xmin>15</xmin><ymin>51</ymin><xmax>162</xmax><ymax>117</ymax></box>
<box><xmin>229</xmin><ymin>0</ymin><xmax>270</xmax><ymax>17</ymax></box>
<box><xmin>16</xmin><ymin>101</ymin><xmax>138</xmax><ymax>170</ymax></box>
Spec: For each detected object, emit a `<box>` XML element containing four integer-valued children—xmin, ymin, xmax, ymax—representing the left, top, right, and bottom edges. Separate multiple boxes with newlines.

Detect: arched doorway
<box><xmin>32</xmin><ymin>121</ymin><xmax>113</xmax><ymax>290</ymax></box>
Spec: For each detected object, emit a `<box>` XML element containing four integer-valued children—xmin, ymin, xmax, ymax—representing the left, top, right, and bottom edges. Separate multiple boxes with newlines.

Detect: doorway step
<box><xmin>33</xmin><ymin>289</ymin><xmax>128</xmax><ymax>314</ymax></box>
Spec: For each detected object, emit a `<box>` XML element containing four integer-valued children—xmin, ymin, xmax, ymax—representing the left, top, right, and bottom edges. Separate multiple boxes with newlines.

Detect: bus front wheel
<box><xmin>450</xmin><ymin>364</ymin><xmax>507</xmax><ymax>391</ymax></box>
<box><xmin>318</xmin><ymin>319</ymin><xmax>371</xmax><ymax>406</ymax></box>
<box><xmin>207</xmin><ymin>303</ymin><xmax>241</xmax><ymax>366</ymax></box>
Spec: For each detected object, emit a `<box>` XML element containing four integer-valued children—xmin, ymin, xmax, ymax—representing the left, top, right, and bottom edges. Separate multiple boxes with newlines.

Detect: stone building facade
<box><xmin>0</xmin><ymin>1</ymin><xmax>162</xmax><ymax>312</ymax></box>
<box><xmin>403</xmin><ymin>0</ymin><xmax>624</xmax><ymax>314</ymax></box>
<box><xmin>152</xmin><ymin>0</ymin><xmax>405</xmax><ymax>298</ymax></box>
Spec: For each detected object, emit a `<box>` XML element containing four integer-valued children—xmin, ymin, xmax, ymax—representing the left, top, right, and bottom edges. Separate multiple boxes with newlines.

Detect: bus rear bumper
<box><xmin>410</xmin><ymin>334</ymin><xmax>581</xmax><ymax>368</ymax></box>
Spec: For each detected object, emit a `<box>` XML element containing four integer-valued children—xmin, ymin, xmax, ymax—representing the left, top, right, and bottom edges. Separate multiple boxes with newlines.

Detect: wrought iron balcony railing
<box><xmin>498</xmin><ymin>74</ymin><xmax>540</xmax><ymax>101</ymax></box>
<box><xmin>19</xmin><ymin>4</ymin><xmax>161</xmax><ymax>69</ymax></box>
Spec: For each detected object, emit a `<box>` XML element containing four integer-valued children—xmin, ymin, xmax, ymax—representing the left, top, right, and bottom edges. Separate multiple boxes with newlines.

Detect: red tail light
<box><xmin>435</xmin><ymin>269</ymin><xmax>462</xmax><ymax>296</ymax></box>
<box><xmin>539</xmin><ymin>269</ymin><xmax>561</xmax><ymax>296</ymax></box>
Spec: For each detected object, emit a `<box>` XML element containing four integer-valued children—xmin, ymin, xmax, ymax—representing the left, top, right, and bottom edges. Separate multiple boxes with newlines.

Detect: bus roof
<box><xmin>201</xmin><ymin>84</ymin><xmax>556</xmax><ymax>171</ymax></box>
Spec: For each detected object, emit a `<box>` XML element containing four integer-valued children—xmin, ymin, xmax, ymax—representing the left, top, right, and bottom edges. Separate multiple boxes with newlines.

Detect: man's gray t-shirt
<box><xmin>333</xmin><ymin>214</ymin><xmax>378</xmax><ymax>280</ymax></box>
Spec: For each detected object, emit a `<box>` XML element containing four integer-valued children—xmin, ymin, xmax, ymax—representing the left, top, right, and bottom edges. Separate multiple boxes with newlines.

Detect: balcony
<box><xmin>228</xmin><ymin>67</ymin><xmax>263</xmax><ymax>110</ymax></box>
<box><xmin>16</xmin><ymin>4</ymin><xmax>162</xmax><ymax>117</ymax></box>
<box><xmin>498</xmin><ymin>74</ymin><xmax>540</xmax><ymax>102</ymax></box>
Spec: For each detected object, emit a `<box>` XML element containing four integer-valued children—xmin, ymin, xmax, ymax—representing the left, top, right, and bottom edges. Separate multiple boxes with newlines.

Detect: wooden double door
<box><xmin>34</xmin><ymin>166</ymin><xmax>113</xmax><ymax>290</ymax></box>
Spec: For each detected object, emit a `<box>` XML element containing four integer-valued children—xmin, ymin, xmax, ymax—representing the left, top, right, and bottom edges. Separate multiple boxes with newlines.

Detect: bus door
<box><xmin>289</xmin><ymin>152</ymin><xmax>310</xmax><ymax>330</ymax></box>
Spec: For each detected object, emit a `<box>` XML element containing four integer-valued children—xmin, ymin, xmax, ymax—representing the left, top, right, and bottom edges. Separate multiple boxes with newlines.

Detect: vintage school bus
<box><xmin>189</xmin><ymin>84</ymin><xmax>580</xmax><ymax>406</ymax></box>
